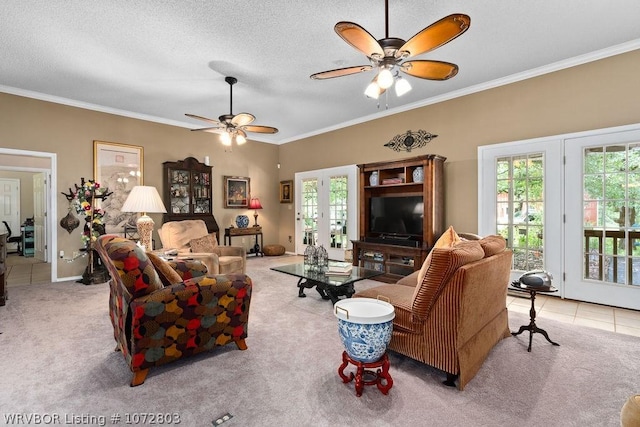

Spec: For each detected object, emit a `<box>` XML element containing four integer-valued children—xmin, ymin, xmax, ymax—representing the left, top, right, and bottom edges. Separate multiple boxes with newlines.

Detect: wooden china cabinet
<box><xmin>162</xmin><ymin>157</ymin><xmax>220</xmax><ymax>238</ymax></box>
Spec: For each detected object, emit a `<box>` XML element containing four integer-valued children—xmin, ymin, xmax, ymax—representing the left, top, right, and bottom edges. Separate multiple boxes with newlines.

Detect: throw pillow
<box><xmin>479</xmin><ymin>235</ymin><xmax>507</xmax><ymax>258</ymax></box>
<box><xmin>99</xmin><ymin>236</ymin><xmax>164</xmax><ymax>299</ymax></box>
<box><xmin>147</xmin><ymin>252</ymin><xmax>183</xmax><ymax>286</ymax></box>
<box><xmin>189</xmin><ymin>234</ymin><xmax>218</xmax><ymax>253</ymax></box>
<box><xmin>416</xmin><ymin>226</ymin><xmax>461</xmax><ymax>287</ymax></box>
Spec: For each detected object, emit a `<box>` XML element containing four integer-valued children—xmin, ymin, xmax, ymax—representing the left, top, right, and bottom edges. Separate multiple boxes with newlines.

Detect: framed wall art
<box><xmin>280</xmin><ymin>180</ymin><xmax>293</xmax><ymax>203</ymax></box>
<box><xmin>224</xmin><ymin>176</ymin><xmax>250</xmax><ymax>208</ymax></box>
<box><xmin>93</xmin><ymin>140</ymin><xmax>143</xmax><ymax>233</ymax></box>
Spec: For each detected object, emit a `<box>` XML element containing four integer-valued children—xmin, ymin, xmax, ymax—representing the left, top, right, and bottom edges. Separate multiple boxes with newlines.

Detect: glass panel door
<box><xmin>565</xmin><ymin>128</ymin><xmax>640</xmax><ymax>309</ymax></box>
<box><xmin>300</xmin><ymin>178</ymin><xmax>318</xmax><ymax>251</ymax></box>
<box><xmin>479</xmin><ymin>138</ymin><xmax>562</xmax><ymax>286</ymax></box>
<box><xmin>328</xmin><ymin>175</ymin><xmax>348</xmax><ymax>253</ymax></box>
<box><xmin>496</xmin><ymin>154</ymin><xmax>544</xmax><ymax>272</ymax></box>
<box><xmin>295</xmin><ymin>166</ymin><xmax>358</xmax><ymax>260</ymax></box>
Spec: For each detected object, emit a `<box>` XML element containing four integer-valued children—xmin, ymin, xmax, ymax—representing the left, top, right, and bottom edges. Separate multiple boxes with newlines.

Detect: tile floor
<box><xmin>5</xmin><ymin>254</ymin><xmax>640</xmax><ymax>338</ymax></box>
<box><xmin>6</xmin><ymin>253</ymin><xmax>52</xmax><ymax>287</ymax></box>
<box><xmin>507</xmin><ymin>291</ymin><xmax>640</xmax><ymax>337</ymax></box>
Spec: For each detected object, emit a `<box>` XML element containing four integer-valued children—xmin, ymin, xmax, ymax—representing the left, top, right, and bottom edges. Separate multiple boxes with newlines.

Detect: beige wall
<box><xmin>0</xmin><ymin>93</ymin><xmax>279</xmax><ymax>279</ymax></box>
<box><xmin>1</xmin><ymin>49</ymin><xmax>640</xmax><ymax>277</ymax></box>
<box><xmin>276</xmin><ymin>49</ymin><xmax>640</xmax><ymax>252</ymax></box>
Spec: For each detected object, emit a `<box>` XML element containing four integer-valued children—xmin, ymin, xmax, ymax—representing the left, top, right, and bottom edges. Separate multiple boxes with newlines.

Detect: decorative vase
<box><xmin>317</xmin><ymin>245</ymin><xmax>328</xmax><ymax>271</ymax></box>
<box><xmin>235</xmin><ymin>215</ymin><xmax>250</xmax><ymax>228</ymax></box>
<box><xmin>413</xmin><ymin>166</ymin><xmax>424</xmax><ymax>183</ymax></box>
<box><xmin>369</xmin><ymin>171</ymin><xmax>379</xmax><ymax>186</ymax></box>
<box><xmin>304</xmin><ymin>245</ymin><xmax>316</xmax><ymax>269</ymax></box>
<box><xmin>334</xmin><ymin>298</ymin><xmax>395</xmax><ymax>363</ymax></box>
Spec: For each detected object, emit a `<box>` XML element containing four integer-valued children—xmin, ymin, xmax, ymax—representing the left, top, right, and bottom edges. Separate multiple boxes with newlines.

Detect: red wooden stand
<box><xmin>338</xmin><ymin>351</ymin><xmax>393</xmax><ymax>397</ymax></box>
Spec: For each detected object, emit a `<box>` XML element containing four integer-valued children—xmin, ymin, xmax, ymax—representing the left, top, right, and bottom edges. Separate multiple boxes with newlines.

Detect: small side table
<box><xmin>510</xmin><ymin>283</ymin><xmax>560</xmax><ymax>352</ymax></box>
<box><xmin>224</xmin><ymin>226</ymin><xmax>264</xmax><ymax>257</ymax></box>
<box><xmin>338</xmin><ymin>351</ymin><xmax>393</xmax><ymax>397</ymax></box>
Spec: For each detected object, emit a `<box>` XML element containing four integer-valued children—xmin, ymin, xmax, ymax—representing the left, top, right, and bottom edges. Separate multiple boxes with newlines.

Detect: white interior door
<box><xmin>0</xmin><ymin>178</ymin><xmax>20</xmax><ymax>251</ymax></box>
<box><xmin>479</xmin><ymin>138</ymin><xmax>563</xmax><ymax>287</ymax></box>
<box><xmin>565</xmin><ymin>128</ymin><xmax>640</xmax><ymax>309</ymax></box>
<box><xmin>295</xmin><ymin>165</ymin><xmax>358</xmax><ymax>260</ymax></box>
<box><xmin>33</xmin><ymin>172</ymin><xmax>47</xmax><ymax>261</ymax></box>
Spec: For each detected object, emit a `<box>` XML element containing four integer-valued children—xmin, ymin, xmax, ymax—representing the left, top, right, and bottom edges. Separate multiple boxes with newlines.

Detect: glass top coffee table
<box><xmin>270</xmin><ymin>263</ymin><xmax>384</xmax><ymax>304</ymax></box>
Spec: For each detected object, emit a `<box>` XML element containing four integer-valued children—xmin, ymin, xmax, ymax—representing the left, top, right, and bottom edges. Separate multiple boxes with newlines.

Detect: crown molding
<box><xmin>2</xmin><ymin>39</ymin><xmax>639</xmax><ymax>146</ymax></box>
<box><xmin>278</xmin><ymin>39</ymin><xmax>640</xmax><ymax>144</ymax></box>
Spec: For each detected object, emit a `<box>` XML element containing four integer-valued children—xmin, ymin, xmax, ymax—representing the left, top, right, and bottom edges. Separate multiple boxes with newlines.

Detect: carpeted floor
<box><xmin>0</xmin><ymin>254</ymin><xmax>638</xmax><ymax>426</ymax></box>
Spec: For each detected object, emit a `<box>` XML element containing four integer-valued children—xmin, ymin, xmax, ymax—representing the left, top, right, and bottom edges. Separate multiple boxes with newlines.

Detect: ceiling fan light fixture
<box><xmin>236</xmin><ymin>133</ymin><xmax>247</xmax><ymax>145</ymax></box>
<box><xmin>364</xmin><ymin>81</ymin><xmax>381</xmax><ymax>99</ymax></box>
<box><xmin>395</xmin><ymin>76</ymin><xmax>412</xmax><ymax>96</ymax></box>
<box><xmin>220</xmin><ymin>132</ymin><xmax>232</xmax><ymax>146</ymax></box>
<box><xmin>377</xmin><ymin>68</ymin><xmax>394</xmax><ymax>89</ymax></box>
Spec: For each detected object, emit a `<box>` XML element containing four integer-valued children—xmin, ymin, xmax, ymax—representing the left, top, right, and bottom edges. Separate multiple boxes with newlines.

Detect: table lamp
<box><xmin>121</xmin><ymin>185</ymin><xmax>167</xmax><ymax>251</ymax></box>
<box><xmin>249</xmin><ymin>197</ymin><xmax>263</xmax><ymax>227</ymax></box>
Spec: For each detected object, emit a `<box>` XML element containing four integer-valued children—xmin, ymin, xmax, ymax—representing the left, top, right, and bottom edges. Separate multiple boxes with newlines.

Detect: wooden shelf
<box><xmin>356</xmin><ymin>154</ymin><xmax>445</xmax><ymax>282</ymax></box>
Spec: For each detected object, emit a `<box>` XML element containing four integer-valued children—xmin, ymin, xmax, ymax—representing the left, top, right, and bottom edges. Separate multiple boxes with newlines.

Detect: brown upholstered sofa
<box><xmin>158</xmin><ymin>219</ymin><xmax>246</xmax><ymax>275</ymax></box>
<box><xmin>354</xmin><ymin>234</ymin><xmax>512</xmax><ymax>390</ymax></box>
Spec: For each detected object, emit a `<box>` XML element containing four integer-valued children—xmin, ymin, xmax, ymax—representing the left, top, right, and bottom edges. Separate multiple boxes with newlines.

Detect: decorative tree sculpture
<box><xmin>61</xmin><ymin>178</ymin><xmax>113</xmax><ymax>285</ymax></box>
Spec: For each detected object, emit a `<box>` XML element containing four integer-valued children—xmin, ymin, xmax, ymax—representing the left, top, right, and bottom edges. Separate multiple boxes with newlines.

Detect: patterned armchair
<box><xmin>95</xmin><ymin>235</ymin><xmax>252</xmax><ymax>386</ymax></box>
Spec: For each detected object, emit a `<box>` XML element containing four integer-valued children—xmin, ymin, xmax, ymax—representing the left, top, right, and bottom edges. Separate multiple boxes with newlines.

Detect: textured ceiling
<box><xmin>1</xmin><ymin>1</ymin><xmax>640</xmax><ymax>144</ymax></box>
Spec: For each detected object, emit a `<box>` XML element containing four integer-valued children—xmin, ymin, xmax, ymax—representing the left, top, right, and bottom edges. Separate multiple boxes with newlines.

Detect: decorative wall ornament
<box><xmin>384</xmin><ymin>130</ymin><xmax>438</xmax><ymax>152</ymax></box>
<box><xmin>59</xmin><ymin>204</ymin><xmax>80</xmax><ymax>234</ymax></box>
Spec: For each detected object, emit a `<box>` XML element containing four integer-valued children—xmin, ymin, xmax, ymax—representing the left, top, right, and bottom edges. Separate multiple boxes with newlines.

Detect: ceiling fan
<box><xmin>310</xmin><ymin>0</ymin><xmax>470</xmax><ymax>99</ymax></box>
<box><xmin>186</xmin><ymin>76</ymin><xmax>278</xmax><ymax>146</ymax></box>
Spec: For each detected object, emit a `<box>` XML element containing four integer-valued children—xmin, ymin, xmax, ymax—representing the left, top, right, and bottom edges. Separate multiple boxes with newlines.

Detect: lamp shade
<box><xmin>249</xmin><ymin>197</ymin><xmax>263</xmax><ymax>210</ymax></box>
<box><xmin>121</xmin><ymin>186</ymin><xmax>167</xmax><ymax>214</ymax></box>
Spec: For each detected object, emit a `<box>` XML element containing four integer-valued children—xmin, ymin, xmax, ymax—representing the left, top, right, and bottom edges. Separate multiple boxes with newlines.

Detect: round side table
<box><xmin>510</xmin><ymin>283</ymin><xmax>560</xmax><ymax>352</ymax></box>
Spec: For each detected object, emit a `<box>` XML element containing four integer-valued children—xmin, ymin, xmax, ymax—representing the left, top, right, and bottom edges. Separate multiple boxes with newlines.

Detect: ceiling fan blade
<box><xmin>335</xmin><ymin>22</ymin><xmax>384</xmax><ymax>58</ymax></box>
<box><xmin>185</xmin><ymin>113</ymin><xmax>221</xmax><ymax>126</ymax></box>
<box><xmin>397</xmin><ymin>14</ymin><xmax>470</xmax><ymax>59</ymax></box>
<box><xmin>196</xmin><ymin>128</ymin><xmax>225</xmax><ymax>134</ymax></box>
<box><xmin>401</xmin><ymin>60</ymin><xmax>459</xmax><ymax>80</ymax></box>
<box><xmin>242</xmin><ymin>125</ymin><xmax>279</xmax><ymax>134</ymax></box>
<box><xmin>310</xmin><ymin>65</ymin><xmax>373</xmax><ymax>80</ymax></box>
<box><xmin>231</xmin><ymin>113</ymin><xmax>255</xmax><ymax>127</ymax></box>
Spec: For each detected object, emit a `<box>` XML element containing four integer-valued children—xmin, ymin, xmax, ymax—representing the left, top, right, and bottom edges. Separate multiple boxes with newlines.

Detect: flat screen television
<box><xmin>369</xmin><ymin>196</ymin><xmax>424</xmax><ymax>236</ymax></box>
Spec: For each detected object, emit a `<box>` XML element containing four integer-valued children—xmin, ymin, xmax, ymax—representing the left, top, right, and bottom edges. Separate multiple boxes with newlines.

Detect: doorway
<box><xmin>294</xmin><ymin>165</ymin><xmax>358</xmax><ymax>260</ymax></box>
<box><xmin>479</xmin><ymin>123</ymin><xmax>640</xmax><ymax>310</ymax></box>
<box><xmin>565</xmin><ymin>127</ymin><xmax>640</xmax><ymax>309</ymax></box>
<box><xmin>0</xmin><ymin>148</ymin><xmax>57</xmax><ymax>284</ymax></box>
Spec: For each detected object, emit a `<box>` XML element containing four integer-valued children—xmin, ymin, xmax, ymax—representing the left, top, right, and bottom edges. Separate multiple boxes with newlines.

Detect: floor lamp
<box><xmin>121</xmin><ymin>186</ymin><xmax>167</xmax><ymax>251</ymax></box>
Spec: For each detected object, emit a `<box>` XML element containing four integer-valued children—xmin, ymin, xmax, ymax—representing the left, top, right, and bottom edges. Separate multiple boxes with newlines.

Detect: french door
<box><xmin>295</xmin><ymin>165</ymin><xmax>358</xmax><ymax>260</ymax></box>
<box><xmin>479</xmin><ymin>138</ymin><xmax>563</xmax><ymax>286</ymax></box>
<box><xmin>565</xmin><ymin>128</ymin><xmax>640</xmax><ymax>309</ymax></box>
<box><xmin>480</xmin><ymin>124</ymin><xmax>640</xmax><ymax>309</ymax></box>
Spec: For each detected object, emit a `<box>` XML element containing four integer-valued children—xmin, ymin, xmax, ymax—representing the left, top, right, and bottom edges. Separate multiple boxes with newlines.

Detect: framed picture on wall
<box><xmin>224</xmin><ymin>176</ymin><xmax>250</xmax><ymax>208</ymax></box>
<box><xmin>280</xmin><ymin>180</ymin><xmax>293</xmax><ymax>203</ymax></box>
<box><xmin>93</xmin><ymin>140</ymin><xmax>143</xmax><ymax>233</ymax></box>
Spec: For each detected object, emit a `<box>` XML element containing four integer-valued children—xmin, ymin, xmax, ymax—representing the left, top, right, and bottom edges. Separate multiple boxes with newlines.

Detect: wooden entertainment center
<box><xmin>352</xmin><ymin>154</ymin><xmax>445</xmax><ymax>283</ymax></box>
